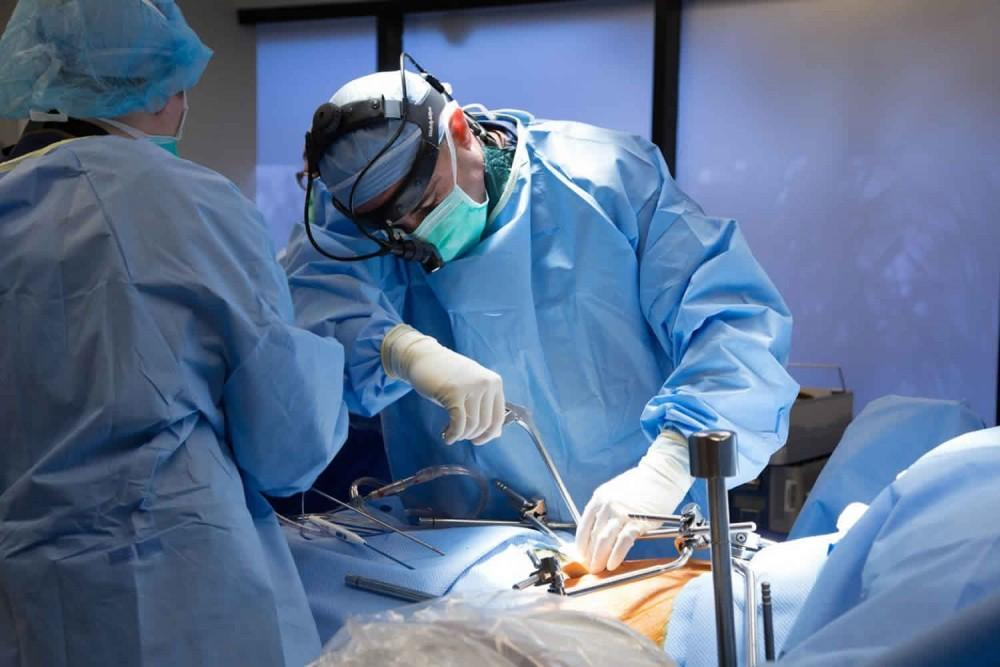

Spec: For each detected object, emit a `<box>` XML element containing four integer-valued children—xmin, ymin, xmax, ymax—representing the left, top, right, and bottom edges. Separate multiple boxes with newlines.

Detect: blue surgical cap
<box><xmin>0</xmin><ymin>0</ymin><xmax>212</xmax><ymax>119</ymax></box>
<box><xmin>319</xmin><ymin>70</ymin><xmax>437</xmax><ymax>209</ymax></box>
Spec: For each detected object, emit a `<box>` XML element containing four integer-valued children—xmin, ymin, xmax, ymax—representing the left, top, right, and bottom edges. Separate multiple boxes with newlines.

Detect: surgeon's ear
<box><xmin>448</xmin><ymin>108</ymin><xmax>474</xmax><ymax>148</ymax></box>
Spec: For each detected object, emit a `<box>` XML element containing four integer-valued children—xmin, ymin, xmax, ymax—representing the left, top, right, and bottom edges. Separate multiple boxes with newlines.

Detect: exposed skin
<box><xmin>101</xmin><ymin>91</ymin><xmax>186</xmax><ymax>139</ymax></box>
<box><xmin>359</xmin><ymin>107</ymin><xmax>496</xmax><ymax>233</ymax></box>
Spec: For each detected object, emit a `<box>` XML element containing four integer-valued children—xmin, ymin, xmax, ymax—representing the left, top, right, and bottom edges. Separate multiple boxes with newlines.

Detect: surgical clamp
<box><xmin>551</xmin><ymin>503</ymin><xmax>708</xmax><ymax>597</ymax></box>
<box><xmin>513</xmin><ymin>550</ymin><xmax>568</xmax><ymax>595</ymax></box>
<box><xmin>503</xmin><ymin>402</ymin><xmax>582</xmax><ymax>526</ymax></box>
<box><xmin>495</xmin><ymin>479</ymin><xmax>560</xmax><ymax>541</ymax></box>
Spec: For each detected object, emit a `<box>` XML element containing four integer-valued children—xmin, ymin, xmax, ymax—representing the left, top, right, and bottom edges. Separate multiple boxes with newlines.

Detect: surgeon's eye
<box><xmin>413</xmin><ymin>203</ymin><xmax>434</xmax><ymax>223</ymax></box>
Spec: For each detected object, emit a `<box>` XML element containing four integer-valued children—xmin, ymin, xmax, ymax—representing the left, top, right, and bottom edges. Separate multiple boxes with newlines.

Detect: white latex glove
<box><xmin>381</xmin><ymin>324</ymin><xmax>505</xmax><ymax>445</ymax></box>
<box><xmin>576</xmin><ymin>430</ymin><xmax>694</xmax><ymax>573</ymax></box>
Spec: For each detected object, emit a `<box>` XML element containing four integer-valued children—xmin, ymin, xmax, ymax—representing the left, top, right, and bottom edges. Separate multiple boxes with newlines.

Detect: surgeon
<box><xmin>0</xmin><ymin>2</ymin><xmax>348</xmax><ymax>665</ymax></box>
<box><xmin>282</xmin><ymin>58</ymin><xmax>798</xmax><ymax>573</ymax></box>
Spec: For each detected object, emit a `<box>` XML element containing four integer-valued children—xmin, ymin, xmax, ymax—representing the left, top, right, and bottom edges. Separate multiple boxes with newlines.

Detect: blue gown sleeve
<box><xmin>96</xmin><ymin>149</ymin><xmax>350</xmax><ymax>497</ymax></box>
<box><xmin>635</xmin><ymin>145</ymin><xmax>799</xmax><ymax>487</ymax></box>
<box><xmin>280</xmin><ymin>185</ymin><xmax>413</xmax><ymax>417</ymax></box>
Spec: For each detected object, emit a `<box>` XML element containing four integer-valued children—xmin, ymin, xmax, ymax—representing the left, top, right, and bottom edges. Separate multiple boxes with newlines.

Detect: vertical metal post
<box><xmin>689</xmin><ymin>430</ymin><xmax>739</xmax><ymax>667</ymax></box>
<box><xmin>652</xmin><ymin>0</ymin><xmax>682</xmax><ymax>175</ymax></box>
<box><xmin>376</xmin><ymin>7</ymin><xmax>403</xmax><ymax>72</ymax></box>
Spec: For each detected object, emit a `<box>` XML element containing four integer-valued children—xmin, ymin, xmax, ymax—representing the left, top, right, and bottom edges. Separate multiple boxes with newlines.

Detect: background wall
<box><xmin>1</xmin><ymin>0</ymin><xmax>996</xmax><ymax>423</ymax></box>
<box><xmin>178</xmin><ymin>0</ymin><xmax>257</xmax><ymax>197</ymax></box>
<box><xmin>402</xmin><ymin>0</ymin><xmax>653</xmax><ymax>138</ymax></box>
<box><xmin>255</xmin><ymin>16</ymin><xmax>377</xmax><ymax>248</ymax></box>
<box><xmin>676</xmin><ymin>0</ymin><xmax>1000</xmax><ymax>423</ymax></box>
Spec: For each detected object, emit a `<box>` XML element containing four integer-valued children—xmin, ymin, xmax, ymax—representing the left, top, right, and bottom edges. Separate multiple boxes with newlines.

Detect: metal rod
<box><xmin>504</xmin><ymin>403</ymin><xmax>582</xmax><ymax>525</ymax></box>
<box><xmin>361</xmin><ymin>541</ymin><xmax>415</xmax><ymax>570</ymax></box>
<box><xmin>630</xmin><ymin>517</ymin><xmax>757</xmax><ymax>534</ymax></box>
<box><xmin>417</xmin><ymin>517</ymin><xmax>575</xmax><ymax>530</ymax></box>
<box><xmin>734</xmin><ymin>559</ymin><xmax>759</xmax><ymax>667</ymax></box>
<box><xmin>636</xmin><ymin>528</ymin><xmax>684</xmax><ymax>541</ymax></box>
<box><xmin>309</xmin><ymin>488</ymin><xmax>446</xmax><ymax>556</ymax></box>
<box><xmin>307</xmin><ymin>516</ymin><xmax>416</xmax><ymax>570</ymax></box>
<box><xmin>689</xmin><ymin>430</ymin><xmax>740</xmax><ymax>667</ymax></box>
<box><xmin>627</xmin><ymin>512</ymin><xmax>686</xmax><ymax>524</ymax></box>
<box><xmin>565</xmin><ymin>546</ymin><xmax>694</xmax><ymax>597</ymax></box>
<box><xmin>345</xmin><ymin>575</ymin><xmax>437</xmax><ymax>603</ymax></box>
<box><xmin>708</xmin><ymin>475</ymin><xmax>738</xmax><ymax>667</ymax></box>
<box><xmin>762</xmin><ymin>581</ymin><xmax>775</xmax><ymax>661</ymax></box>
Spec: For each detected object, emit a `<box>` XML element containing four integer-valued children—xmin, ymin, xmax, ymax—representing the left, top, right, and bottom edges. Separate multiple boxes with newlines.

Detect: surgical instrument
<box><xmin>689</xmin><ymin>429</ymin><xmax>739</xmax><ymax>667</ymax></box>
<box><xmin>513</xmin><ymin>550</ymin><xmax>567</xmax><ymax>595</ymax></box>
<box><xmin>762</xmin><ymin>582</ymin><xmax>775</xmax><ymax>661</ymax></box>
<box><xmin>504</xmin><ymin>403</ymin><xmax>582</xmax><ymax>525</ymax></box>
<box><xmin>277</xmin><ymin>514</ymin><xmax>414</xmax><ymax>570</ymax></box>
<box><xmin>349</xmin><ymin>464</ymin><xmax>489</xmax><ymax>519</ymax></box>
<box><xmin>629</xmin><ymin>513</ymin><xmax>757</xmax><ymax>541</ymax></box>
<box><xmin>416</xmin><ymin>517</ymin><xmax>576</xmax><ymax>530</ymax></box>
<box><xmin>309</xmin><ymin>487</ymin><xmax>446</xmax><ymax>556</ymax></box>
<box><xmin>495</xmin><ymin>479</ymin><xmax>561</xmax><ymax>541</ymax></box>
<box><xmin>344</xmin><ymin>575</ymin><xmax>437</xmax><ymax>603</ymax></box>
<box><xmin>557</xmin><ymin>503</ymin><xmax>708</xmax><ymax>597</ymax></box>
<box><xmin>564</xmin><ymin>544</ymin><xmax>695</xmax><ymax>597</ymax></box>
<box><xmin>734</xmin><ymin>559</ymin><xmax>759</xmax><ymax>667</ymax></box>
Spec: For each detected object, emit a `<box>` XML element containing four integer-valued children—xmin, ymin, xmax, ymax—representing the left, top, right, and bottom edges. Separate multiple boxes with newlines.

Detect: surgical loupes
<box><xmin>503</xmin><ymin>402</ymin><xmax>582</xmax><ymax>526</ymax></box>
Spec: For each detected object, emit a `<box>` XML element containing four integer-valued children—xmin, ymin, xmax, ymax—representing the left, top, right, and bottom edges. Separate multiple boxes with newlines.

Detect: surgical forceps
<box><xmin>276</xmin><ymin>514</ymin><xmax>414</xmax><ymax>570</ymax></box>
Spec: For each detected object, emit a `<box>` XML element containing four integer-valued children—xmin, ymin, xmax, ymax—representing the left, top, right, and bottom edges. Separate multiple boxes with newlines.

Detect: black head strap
<box><xmin>305</xmin><ymin>88</ymin><xmax>448</xmax><ymax>231</ymax></box>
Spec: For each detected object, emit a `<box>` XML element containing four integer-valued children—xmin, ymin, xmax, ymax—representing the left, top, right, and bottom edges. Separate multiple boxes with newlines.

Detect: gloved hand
<box><xmin>576</xmin><ymin>430</ymin><xmax>694</xmax><ymax>573</ymax></box>
<box><xmin>382</xmin><ymin>324</ymin><xmax>505</xmax><ymax>445</ymax></box>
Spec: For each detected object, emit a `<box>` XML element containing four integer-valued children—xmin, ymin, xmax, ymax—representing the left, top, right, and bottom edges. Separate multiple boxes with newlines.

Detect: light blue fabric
<box><xmin>666</xmin><ymin>531</ymin><xmax>839</xmax><ymax>667</ymax></box>
<box><xmin>790</xmin><ymin>395</ymin><xmax>984</xmax><ymax>539</ymax></box>
<box><xmin>0</xmin><ymin>0</ymin><xmax>212</xmax><ymax>118</ymax></box>
<box><xmin>282</xmin><ymin>109</ymin><xmax>798</xmax><ymax>524</ymax></box>
<box><xmin>781</xmin><ymin>426</ymin><xmax>1000</xmax><ymax>666</ymax></box>
<box><xmin>287</xmin><ymin>524</ymin><xmax>553</xmax><ymax>643</ymax></box>
<box><xmin>0</xmin><ymin>136</ymin><xmax>349</xmax><ymax>666</ymax></box>
<box><xmin>319</xmin><ymin>71</ymin><xmax>430</xmax><ymax>208</ymax></box>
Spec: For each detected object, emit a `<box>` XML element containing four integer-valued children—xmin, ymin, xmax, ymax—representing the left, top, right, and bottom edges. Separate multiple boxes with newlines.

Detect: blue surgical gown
<box><xmin>282</xmin><ymin>110</ymin><xmax>798</xmax><ymax>522</ymax></box>
<box><xmin>781</xmin><ymin>426</ymin><xmax>1000</xmax><ymax>666</ymax></box>
<box><xmin>0</xmin><ymin>136</ymin><xmax>348</xmax><ymax>666</ymax></box>
<box><xmin>790</xmin><ymin>395</ymin><xmax>984</xmax><ymax>539</ymax></box>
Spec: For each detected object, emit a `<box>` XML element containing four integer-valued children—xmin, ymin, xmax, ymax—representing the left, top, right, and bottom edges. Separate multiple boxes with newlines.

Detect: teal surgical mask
<box><xmin>411</xmin><ymin>105</ymin><xmax>488</xmax><ymax>263</ymax></box>
<box><xmin>98</xmin><ymin>91</ymin><xmax>188</xmax><ymax>155</ymax></box>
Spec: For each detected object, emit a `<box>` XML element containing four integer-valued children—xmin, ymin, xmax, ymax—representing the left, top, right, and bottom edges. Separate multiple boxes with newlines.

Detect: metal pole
<box><xmin>565</xmin><ymin>546</ymin><xmax>694</xmax><ymax>597</ymax></box>
<box><xmin>689</xmin><ymin>430</ymin><xmax>739</xmax><ymax>667</ymax></box>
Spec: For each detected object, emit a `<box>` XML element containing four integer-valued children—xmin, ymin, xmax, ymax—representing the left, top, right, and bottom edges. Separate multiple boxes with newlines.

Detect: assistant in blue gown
<box><xmin>0</xmin><ymin>132</ymin><xmax>350</xmax><ymax>667</ymax></box>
